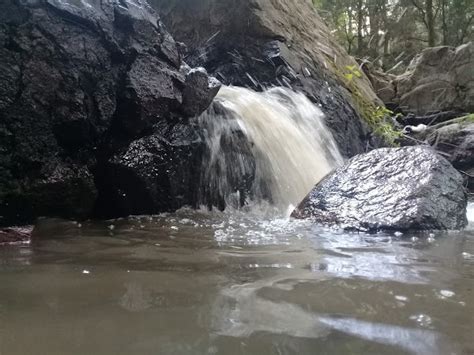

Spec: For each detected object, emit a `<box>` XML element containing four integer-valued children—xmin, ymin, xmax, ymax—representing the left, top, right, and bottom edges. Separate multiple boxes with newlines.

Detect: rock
<box><xmin>195</xmin><ymin>102</ymin><xmax>257</xmax><ymax>210</ymax></box>
<box><xmin>407</xmin><ymin>115</ymin><xmax>474</xmax><ymax>193</ymax></box>
<box><xmin>152</xmin><ymin>0</ymin><xmax>384</xmax><ymax>157</ymax></box>
<box><xmin>181</xmin><ymin>68</ymin><xmax>221</xmax><ymax>117</ymax></box>
<box><xmin>396</xmin><ymin>111</ymin><xmax>467</xmax><ymax>126</ymax></box>
<box><xmin>115</xmin><ymin>54</ymin><xmax>184</xmax><ymax>136</ymax></box>
<box><xmin>0</xmin><ymin>226</ymin><xmax>33</xmax><ymax>245</ymax></box>
<box><xmin>0</xmin><ymin>0</ymin><xmax>217</xmax><ymax>225</ymax></box>
<box><xmin>94</xmin><ymin>101</ymin><xmax>257</xmax><ymax>216</ymax></box>
<box><xmin>0</xmin><ymin>162</ymin><xmax>97</xmax><ymax>226</ymax></box>
<box><xmin>394</xmin><ymin>43</ymin><xmax>473</xmax><ymax>115</ymax></box>
<box><xmin>430</xmin><ymin>124</ymin><xmax>474</xmax><ymax>183</ymax></box>
<box><xmin>361</xmin><ymin>63</ymin><xmax>397</xmax><ymax>107</ymax></box>
<box><xmin>292</xmin><ymin>146</ymin><xmax>468</xmax><ymax>232</ymax></box>
<box><xmin>363</xmin><ymin>43</ymin><xmax>473</xmax><ymax>116</ymax></box>
<box><xmin>94</xmin><ymin>123</ymin><xmax>203</xmax><ymax>218</ymax></box>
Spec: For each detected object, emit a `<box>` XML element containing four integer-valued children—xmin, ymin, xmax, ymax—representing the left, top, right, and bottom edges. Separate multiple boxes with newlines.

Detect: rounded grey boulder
<box><xmin>291</xmin><ymin>146</ymin><xmax>468</xmax><ymax>232</ymax></box>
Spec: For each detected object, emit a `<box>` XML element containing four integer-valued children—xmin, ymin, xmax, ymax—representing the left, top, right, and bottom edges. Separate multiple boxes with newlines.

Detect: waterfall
<box><xmin>197</xmin><ymin>86</ymin><xmax>343</xmax><ymax>213</ymax></box>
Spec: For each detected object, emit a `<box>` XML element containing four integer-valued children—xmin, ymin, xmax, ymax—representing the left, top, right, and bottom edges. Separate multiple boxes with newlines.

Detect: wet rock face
<box><xmin>0</xmin><ymin>226</ymin><xmax>33</xmax><ymax>245</ymax></box>
<box><xmin>94</xmin><ymin>101</ymin><xmax>257</xmax><ymax>217</ymax></box>
<box><xmin>2</xmin><ymin>163</ymin><xmax>97</xmax><ymax>225</ymax></box>
<box><xmin>292</xmin><ymin>146</ymin><xmax>468</xmax><ymax>232</ymax></box>
<box><xmin>0</xmin><ymin>0</ymin><xmax>218</xmax><ymax>226</ymax></box>
<box><xmin>195</xmin><ymin>102</ymin><xmax>257</xmax><ymax>211</ymax></box>
<box><xmin>152</xmin><ymin>0</ymin><xmax>383</xmax><ymax>157</ymax></box>
<box><xmin>94</xmin><ymin>122</ymin><xmax>203</xmax><ymax>218</ymax></box>
<box><xmin>181</xmin><ymin>67</ymin><xmax>222</xmax><ymax>117</ymax></box>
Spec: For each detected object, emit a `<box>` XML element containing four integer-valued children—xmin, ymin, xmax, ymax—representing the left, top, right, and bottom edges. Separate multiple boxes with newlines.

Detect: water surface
<box><xmin>0</xmin><ymin>205</ymin><xmax>473</xmax><ymax>355</ymax></box>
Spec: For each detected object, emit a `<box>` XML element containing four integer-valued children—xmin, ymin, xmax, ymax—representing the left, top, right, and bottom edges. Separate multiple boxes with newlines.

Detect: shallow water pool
<box><xmin>0</xmin><ymin>205</ymin><xmax>473</xmax><ymax>355</ymax></box>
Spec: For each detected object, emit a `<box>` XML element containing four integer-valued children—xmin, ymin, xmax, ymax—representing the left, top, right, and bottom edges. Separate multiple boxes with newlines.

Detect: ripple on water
<box><xmin>0</xmin><ymin>204</ymin><xmax>471</xmax><ymax>354</ymax></box>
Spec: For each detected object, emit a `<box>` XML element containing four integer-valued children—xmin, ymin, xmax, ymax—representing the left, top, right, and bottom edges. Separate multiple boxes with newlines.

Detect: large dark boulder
<box><xmin>0</xmin><ymin>0</ymin><xmax>221</xmax><ymax>226</ymax></box>
<box><xmin>292</xmin><ymin>146</ymin><xmax>468</xmax><ymax>232</ymax></box>
<box><xmin>151</xmin><ymin>0</ymin><xmax>385</xmax><ymax>157</ymax></box>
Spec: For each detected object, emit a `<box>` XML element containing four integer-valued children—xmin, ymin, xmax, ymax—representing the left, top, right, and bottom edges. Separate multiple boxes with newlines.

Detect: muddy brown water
<box><xmin>0</xmin><ymin>205</ymin><xmax>473</xmax><ymax>355</ymax></box>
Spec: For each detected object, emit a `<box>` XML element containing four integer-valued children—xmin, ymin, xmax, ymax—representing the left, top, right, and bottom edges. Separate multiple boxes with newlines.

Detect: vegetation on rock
<box><xmin>337</xmin><ymin>64</ymin><xmax>402</xmax><ymax>145</ymax></box>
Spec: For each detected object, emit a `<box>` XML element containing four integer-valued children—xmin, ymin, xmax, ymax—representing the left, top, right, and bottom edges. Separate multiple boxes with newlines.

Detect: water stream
<box><xmin>197</xmin><ymin>86</ymin><xmax>343</xmax><ymax>212</ymax></box>
<box><xmin>0</xmin><ymin>207</ymin><xmax>472</xmax><ymax>354</ymax></box>
<box><xmin>0</xmin><ymin>87</ymin><xmax>472</xmax><ymax>354</ymax></box>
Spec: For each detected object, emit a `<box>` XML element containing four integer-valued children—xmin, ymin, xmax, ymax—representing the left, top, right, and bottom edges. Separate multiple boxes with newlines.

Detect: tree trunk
<box><xmin>368</xmin><ymin>0</ymin><xmax>380</xmax><ymax>58</ymax></box>
<box><xmin>441</xmin><ymin>0</ymin><xmax>447</xmax><ymax>45</ymax></box>
<box><xmin>381</xmin><ymin>1</ymin><xmax>390</xmax><ymax>70</ymax></box>
<box><xmin>346</xmin><ymin>8</ymin><xmax>354</xmax><ymax>54</ymax></box>
<box><xmin>426</xmin><ymin>0</ymin><xmax>436</xmax><ymax>46</ymax></box>
<box><xmin>357</xmin><ymin>0</ymin><xmax>364</xmax><ymax>56</ymax></box>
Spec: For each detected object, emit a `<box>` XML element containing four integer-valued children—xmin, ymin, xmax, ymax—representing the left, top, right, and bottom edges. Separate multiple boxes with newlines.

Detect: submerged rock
<box><xmin>292</xmin><ymin>146</ymin><xmax>468</xmax><ymax>232</ymax></box>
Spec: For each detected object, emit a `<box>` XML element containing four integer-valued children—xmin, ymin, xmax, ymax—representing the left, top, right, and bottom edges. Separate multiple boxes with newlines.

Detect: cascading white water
<box><xmin>197</xmin><ymin>86</ymin><xmax>343</xmax><ymax>213</ymax></box>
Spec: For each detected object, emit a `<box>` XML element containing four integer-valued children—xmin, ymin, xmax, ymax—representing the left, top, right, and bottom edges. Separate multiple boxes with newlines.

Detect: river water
<box><xmin>0</xmin><ymin>204</ymin><xmax>472</xmax><ymax>355</ymax></box>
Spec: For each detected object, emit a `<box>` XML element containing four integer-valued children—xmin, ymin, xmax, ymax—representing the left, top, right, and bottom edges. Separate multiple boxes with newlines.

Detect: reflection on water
<box><xmin>318</xmin><ymin>317</ymin><xmax>441</xmax><ymax>355</ymax></box>
<box><xmin>0</xmin><ymin>205</ymin><xmax>472</xmax><ymax>355</ymax></box>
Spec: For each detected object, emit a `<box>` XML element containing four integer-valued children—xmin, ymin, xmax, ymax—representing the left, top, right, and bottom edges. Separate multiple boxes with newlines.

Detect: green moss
<box><xmin>330</xmin><ymin>62</ymin><xmax>402</xmax><ymax>146</ymax></box>
<box><xmin>460</xmin><ymin>113</ymin><xmax>474</xmax><ymax>123</ymax></box>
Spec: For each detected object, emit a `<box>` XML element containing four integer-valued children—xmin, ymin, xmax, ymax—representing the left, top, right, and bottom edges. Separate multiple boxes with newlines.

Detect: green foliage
<box><xmin>462</xmin><ymin>113</ymin><xmax>474</xmax><ymax>123</ymax></box>
<box><xmin>369</xmin><ymin>107</ymin><xmax>403</xmax><ymax>146</ymax></box>
<box><xmin>343</xmin><ymin>65</ymin><xmax>363</xmax><ymax>81</ymax></box>
<box><xmin>314</xmin><ymin>0</ymin><xmax>473</xmax><ymax>71</ymax></box>
<box><xmin>315</xmin><ymin>0</ymin><xmax>360</xmax><ymax>55</ymax></box>
<box><xmin>337</xmin><ymin>64</ymin><xmax>402</xmax><ymax>145</ymax></box>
